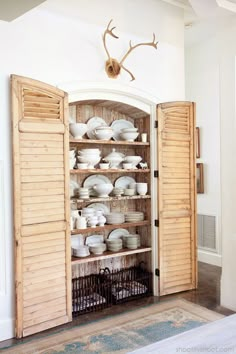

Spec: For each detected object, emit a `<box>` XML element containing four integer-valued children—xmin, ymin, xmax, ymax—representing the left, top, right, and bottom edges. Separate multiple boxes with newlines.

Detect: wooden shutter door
<box><xmin>157</xmin><ymin>102</ymin><xmax>197</xmax><ymax>296</ymax></box>
<box><xmin>11</xmin><ymin>75</ymin><xmax>71</xmax><ymax>337</ymax></box>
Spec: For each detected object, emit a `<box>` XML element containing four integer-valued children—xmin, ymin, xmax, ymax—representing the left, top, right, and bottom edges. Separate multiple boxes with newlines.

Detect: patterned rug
<box><xmin>1</xmin><ymin>299</ymin><xmax>223</xmax><ymax>354</ymax></box>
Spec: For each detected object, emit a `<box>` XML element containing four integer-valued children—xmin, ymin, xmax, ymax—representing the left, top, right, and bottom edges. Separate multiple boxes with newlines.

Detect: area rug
<box><xmin>1</xmin><ymin>299</ymin><xmax>224</xmax><ymax>354</ymax></box>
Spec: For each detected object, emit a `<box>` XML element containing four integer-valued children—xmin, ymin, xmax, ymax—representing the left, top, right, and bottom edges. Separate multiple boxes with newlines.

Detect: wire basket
<box><xmin>72</xmin><ymin>273</ymin><xmax>112</xmax><ymax>317</ymax></box>
<box><xmin>100</xmin><ymin>264</ymin><xmax>153</xmax><ymax>304</ymax></box>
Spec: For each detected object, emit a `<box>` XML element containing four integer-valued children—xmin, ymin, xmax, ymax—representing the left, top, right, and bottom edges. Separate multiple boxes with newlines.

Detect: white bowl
<box><xmin>120</xmin><ymin>131</ymin><xmax>139</xmax><ymax>142</ymax></box>
<box><xmin>79</xmin><ymin>148</ymin><xmax>101</xmax><ymax>154</ymax></box>
<box><xmin>69</xmin><ymin>123</ymin><xmax>87</xmax><ymax>139</ymax></box>
<box><xmin>99</xmin><ymin>163</ymin><xmax>110</xmax><ymax>169</ymax></box>
<box><xmin>122</xmin><ymin>163</ymin><xmax>133</xmax><ymax>170</ymax></box>
<box><xmin>77</xmin><ymin>163</ymin><xmax>88</xmax><ymax>169</ymax></box>
<box><xmin>124</xmin><ymin>156</ymin><xmax>142</xmax><ymax>168</ymax></box>
<box><xmin>121</xmin><ymin>128</ymin><xmax>138</xmax><ymax>133</ymax></box>
<box><xmin>93</xmin><ymin>129</ymin><xmax>114</xmax><ymax>141</ymax></box>
<box><xmin>93</xmin><ymin>183</ymin><xmax>113</xmax><ymax>197</ymax></box>
<box><xmin>78</xmin><ymin>155</ymin><xmax>101</xmax><ymax>169</ymax></box>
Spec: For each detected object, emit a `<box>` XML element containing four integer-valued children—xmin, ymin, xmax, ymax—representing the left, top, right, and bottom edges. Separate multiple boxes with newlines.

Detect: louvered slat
<box><xmin>12</xmin><ymin>75</ymin><xmax>71</xmax><ymax>338</ymax></box>
<box><xmin>157</xmin><ymin>102</ymin><xmax>197</xmax><ymax>296</ymax></box>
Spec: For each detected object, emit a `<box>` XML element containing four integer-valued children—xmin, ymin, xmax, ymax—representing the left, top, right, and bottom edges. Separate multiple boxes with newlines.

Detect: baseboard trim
<box><xmin>198</xmin><ymin>249</ymin><xmax>222</xmax><ymax>267</ymax></box>
<box><xmin>0</xmin><ymin>318</ymin><xmax>14</xmax><ymax>341</ymax></box>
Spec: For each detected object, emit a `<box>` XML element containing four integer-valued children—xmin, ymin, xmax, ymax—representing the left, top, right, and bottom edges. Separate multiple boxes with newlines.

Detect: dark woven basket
<box><xmin>72</xmin><ymin>273</ymin><xmax>112</xmax><ymax>317</ymax></box>
<box><xmin>99</xmin><ymin>265</ymin><xmax>153</xmax><ymax>305</ymax></box>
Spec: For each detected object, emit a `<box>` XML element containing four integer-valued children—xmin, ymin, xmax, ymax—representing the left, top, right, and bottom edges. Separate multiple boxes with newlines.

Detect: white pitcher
<box><xmin>75</xmin><ymin>213</ymin><xmax>87</xmax><ymax>229</ymax></box>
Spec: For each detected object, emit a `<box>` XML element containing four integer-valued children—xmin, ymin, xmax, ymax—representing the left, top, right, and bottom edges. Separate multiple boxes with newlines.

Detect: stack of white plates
<box><xmin>89</xmin><ymin>242</ymin><xmax>106</xmax><ymax>255</ymax></box>
<box><xmin>105</xmin><ymin>212</ymin><xmax>125</xmax><ymax>224</ymax></box>
<box><xmin>106</xmin><ymin>238</ymin><xmax>123</xmax><ymax>252</ymax></box>
<box><xmin>72</xmin><ymin>245</ymin><xmax>90</xmax><ymax>257</ymax></box>
<box><xmin>125</xmin><ymin>211</ymin><xmax>144</xmax><ymax>222</ymax></box>
<box><xmin>123</xmin><ymin>234</ymin><xmax>141</xmax><ymax>249</ymax></box>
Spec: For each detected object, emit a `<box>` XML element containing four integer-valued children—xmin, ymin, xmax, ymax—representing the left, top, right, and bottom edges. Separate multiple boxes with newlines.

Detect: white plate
<box><xmin>86</xmin><ymin>116</ymin><xmax>108</xmax><ymax>140</ymax></box>
<box><xmin>108</xmin><ymin>229</ymin><xmax>130</xmax><ymax>239</ymax></box>
<box><xmin>110</xmin><ymin>119</ymin><xmax>135</xmax><ymax>141</ymax></box>
<box><xmin>70</xmin><ymin>180</ymin><xmax>80</xmax><ymax>197</ymax></box>
<box><xmin>87</xmin><ymin>202</ymin><xmax>110</xmax><ymax>214</ymax></box>
<box><xmin>83</xmin><ymin>175</ymin><xmax>112</xmax><ymax>197</ymax></box>
<box><xmin>85</xmin><ymin>235</ymin><xmax>104</xmax><ymax>245</ymax></box>
<box><xmin>114</xmin><ymin>176</ymin><xmax>136</xmax><ymax>189</ymax></box>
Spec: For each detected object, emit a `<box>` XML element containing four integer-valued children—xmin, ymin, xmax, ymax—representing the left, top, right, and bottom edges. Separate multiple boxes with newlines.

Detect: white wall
<box><xmin>185</xmin><ymin>39</ymin><xmax>222</xmax><ymax>266</ymax></box>
<box><xmin>185</xmin><ymin>23</ymin><xmax>236</xmax><ymax>311</ymax></box>
<box><xmin>0</xmin><ymin>0</ymin><xmax>185</xmax><ymax>340</ymax></box>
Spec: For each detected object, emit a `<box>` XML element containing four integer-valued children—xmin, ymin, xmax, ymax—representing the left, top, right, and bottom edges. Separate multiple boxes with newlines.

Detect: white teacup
<box><xmin>99</xmin><ymin>163</ymin><xmax>110</xmax><ymax>169</ymax></box>
<box><xmin>77</xmin><ymin>163</ymin><xmax>88</xmax><ymax>169</ymax></box>
<box><xmin>136</xmin><ymin>183</ymin><xmax>148</xmax><ymax>196</ymax></box>
<box><xmin>123</xmin><ymin>163</ymin><xmax>133</xmax><ymax>170</ymax></box>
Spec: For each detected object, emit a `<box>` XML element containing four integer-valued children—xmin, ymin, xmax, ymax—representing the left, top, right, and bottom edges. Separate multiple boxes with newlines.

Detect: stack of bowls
<box><xmin>79</xmin><ymin>187</ymin><xmax>90</xmax><ymax>199</ymax></box>
<box><xmin>105</xmin><ymin>212</ymin><xmax>125</xmax><ymax>224</ymax></box>
<box><xmin>72</xmin><ymin>245</ymin><xmax>90</xmax><ymax>257</ymax></box>
<box><xmin>106</xmin><ymin>239</ymin><xmax>123</xmax><ymax>252</ymax></box>
<box><xmin>124</xmin><ymin>188</ymin><xmax>135</xmax><ymax>196</ymax></box>
<box><xmin>112</xmin><ymin>187</ymin><xmax>124</xmax><ymax>197</ymax></box>
<box><xmin>123</xmin><ymin>234</ymin><xmax>141</xmax><ymax>249</ymax></box>
<box><xmin>77</xmin><ymin>148</ymin><xmax>101</xmax><ymax>169</ymax></box>
<box><xmin>125</xmin><ymin>211</ymin><xmax>144</xmax><ymax>222</ymax></box>
<box><xmin>89</xmin><ymin>242</ymin><xmax>106</xmax><ymax>255</ymax></box>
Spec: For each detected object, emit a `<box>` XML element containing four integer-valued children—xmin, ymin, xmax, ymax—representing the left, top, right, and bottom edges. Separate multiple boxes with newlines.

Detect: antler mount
<box><xmin>102</xmin><ymin>19</ymin><xmax>158</xmax><ymax>81</ymax></box>
<box><xmin>105</xmin><ymin>58</ymin><xmax>121</xmax><ymax>79</ymax></box>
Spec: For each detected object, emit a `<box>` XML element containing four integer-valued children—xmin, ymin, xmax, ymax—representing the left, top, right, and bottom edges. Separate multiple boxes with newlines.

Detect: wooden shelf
<box><xmin>71</xmin><ymin>195</ymin><xmax>151</xmax><ymax>204</ymax></box>
<box><xmin>70</xmin><ymin>138</ymin><xmax>150</xmax><ymax>147</ymax></box>
<box><xmin>71</xmin><ymin>220</ymin><xmax>150</xmax><ymax>235</ymax></box>
<box><xmin>70</xmin><ymin>168</ymin><xmax>150</xmax><ymax>174</ymax></box>
<box><xmin>71</xmin><ymin>246</ymin><xmax>152</xmax><ymax>265</ymax></box>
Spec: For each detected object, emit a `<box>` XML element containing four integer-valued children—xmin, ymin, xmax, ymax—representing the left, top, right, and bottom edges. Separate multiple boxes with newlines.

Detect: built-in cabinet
<box><xmin>11</xmin><ymin>75</ymin><xmax>197</xmax><ymax>338</ymax></box>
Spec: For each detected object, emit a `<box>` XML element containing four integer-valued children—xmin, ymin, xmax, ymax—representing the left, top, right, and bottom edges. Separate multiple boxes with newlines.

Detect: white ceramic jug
<box><xmin>75</xmin><ymin>213</ymin><xmax>87</xmax><ymax>229</ymax></box>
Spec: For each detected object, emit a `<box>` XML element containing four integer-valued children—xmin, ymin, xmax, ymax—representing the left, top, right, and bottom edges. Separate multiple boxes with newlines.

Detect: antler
<box><xmin>120</xmin><ymin>33</ymin><xmax>158</xmax><ymax>66</ymax></box>
<box><xmin>102</xmin><ymin>19</ymin><xmax>119</xmax><ymax>60</ymax></box>
<box><xmin>102</xmin><ymin>20</ymin><xmax>158</xmax><ymax>81</ymax></box>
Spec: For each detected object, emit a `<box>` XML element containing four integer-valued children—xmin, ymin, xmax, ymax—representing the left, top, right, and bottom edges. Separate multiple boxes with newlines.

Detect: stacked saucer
<box><xmin>89</xmin><ymin>242</ymin><xmax>106</xmax><ymax>255</ymax></box>
<box><xmin>105</xmin><ymin>212</ymin><xmax>125</xmax><ymax>224</ymax></box>
<box><xmin>125</xmin><ymin>211</ymin><xmax>144</xmax><ymax>223</ymax></box>
<box><xmin>79</xmin><ymin>187</ymin><xmax>90</xmax><ymax>199</ymax></box>
<box><xmin>106</xmin><ymin>238</ymin><xmax>123</xmax><ymax>252</ymax></box>
<box><xmin>123</xmin><ymin>234</ymin><xmax>140</xmax><ymax>249</ymax></box>
<box><xmin>73</xmin><ymin>245</ymin><xmax>90</xmax><ymax>257</ymax></box>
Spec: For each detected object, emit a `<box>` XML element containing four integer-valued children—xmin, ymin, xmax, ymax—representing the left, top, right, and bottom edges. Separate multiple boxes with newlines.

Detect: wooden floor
<box><xmin>0</xmin><ymin>262</ymin><xmax>234</xmax><ymax>349</ymax></box>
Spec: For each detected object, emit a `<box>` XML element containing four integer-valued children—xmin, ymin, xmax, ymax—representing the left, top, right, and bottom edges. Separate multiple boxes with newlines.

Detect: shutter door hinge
<box><xmin>155</xmin><ymin>268</ymin><xmax>160</xmax><ymax>277</ymax></box>
<box><xmin>154</xmin><ymin>120</ymin><xmax>158</xmax><ymax>128</ymax></box>
<box><xmin>155</xmin><ymin>219</ymin><xmax>159</xmax><ymax>227</ymax></box>
<box><xmin>154</xmin><ymin>170</ymin><xmax>159</xmax><ymax>178</ymax></box>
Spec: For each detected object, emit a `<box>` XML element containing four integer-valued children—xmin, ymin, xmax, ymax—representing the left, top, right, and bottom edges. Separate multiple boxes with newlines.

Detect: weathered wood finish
<box><xmin>157</xmin><ymin>102</ymin><xmax>197</xmax><ymax>296</ymax></box>
<box><xmin>12</xmin><ymin>75</ymin><xmax>72</xmax><ymax>338</ymax></box>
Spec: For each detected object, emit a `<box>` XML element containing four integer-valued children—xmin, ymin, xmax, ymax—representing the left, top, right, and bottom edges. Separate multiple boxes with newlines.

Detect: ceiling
<box><xmin>163</xmin><ymin>0</ymin><xmax>236</xmax><ymax>46</ymax></box>
<box><xmin>0</xmin><ymin>0</ymin><xmax>46</xmax><ymax>21</ymax></box>
<box><xmin>1</xmin><ymin>0</ymin><xmax>236</xmax><ymax>47</ymax></box>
